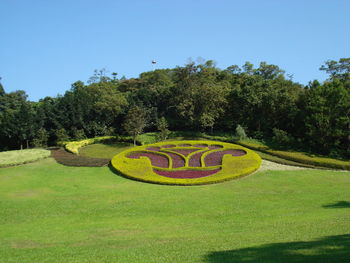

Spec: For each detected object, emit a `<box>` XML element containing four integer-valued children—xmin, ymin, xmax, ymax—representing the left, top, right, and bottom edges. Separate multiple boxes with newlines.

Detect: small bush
<box><xmin>235</xmin><ymin>125</ymin><xmax>247</xmax><ymax>140</ymax></box>
<box><xmin>157</xmin><ymin>117</ymin><xmax>170</xmax><ymax>141</ymax></box>
<box><xmin>272</xmin><ymin>128</ymin><xmax>295</xmax><ymax>148</ymax></box>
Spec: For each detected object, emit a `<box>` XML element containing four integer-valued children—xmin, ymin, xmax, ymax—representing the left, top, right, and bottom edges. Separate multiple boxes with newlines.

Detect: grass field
<box><xmin>79</xmin><ymin>142</ymin><xmax>133</xmax><ymax>159</ymax></box>
<box><xmin>0</xmin><ymin>157</ymin><xmax>349</xmax><ymax>262</ymax></box>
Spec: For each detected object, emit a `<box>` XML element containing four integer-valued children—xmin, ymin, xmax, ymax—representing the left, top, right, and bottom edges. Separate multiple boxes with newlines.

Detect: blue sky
<box><xmin>1</xmin><ymin>0</ymin><xmax>349</xmax><ymax>101</ymax></box>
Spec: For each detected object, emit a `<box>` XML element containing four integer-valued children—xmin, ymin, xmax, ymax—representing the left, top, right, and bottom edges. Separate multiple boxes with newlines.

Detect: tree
<box><xmin>123</xmin><ymin>106</ymin><xmax>146</xmax><ymax>146</ymax></box>
<box><xmin>0</xmin><ymin>82</ymin><xmax>4</xmax><ymax>96</ymax></box>
<box><xmin>299</xmin><ymin>79</ymin><xmax>350</xmax><ymax>155</ymax></box>
<box><xmin>157</xmin><ymin>117</ymin><xmax>170</xmax><ymax>141</ymax></box>
<box><xmin>320</xmin><ymin>58</ymin><xmax>350</xmax><ymax>81</ymax></box>
<box><xmin>72</xmin><ymin>127</ymin><xmax>86</xmax><ymax>140</ymax></box>
<box><xmin>33</xmin><ymin>128</ymin><xmax>49</xmax><ymax>147</ymax></box>
<box><xmin>55</xmin><ymin>128</ymin><xmax>70</xmax><ymax>144</ymax></box>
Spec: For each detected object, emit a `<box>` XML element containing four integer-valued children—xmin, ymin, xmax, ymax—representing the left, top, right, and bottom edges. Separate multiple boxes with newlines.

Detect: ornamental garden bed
<box><xmin>111</xmin><ymin>140</ymin><xmax>261</xmax><ymax>185</ymax></box>
<box><xmin>51</xmin><ymin>148</ymin><xmax>110</xmax><ymax>167</ymax></box>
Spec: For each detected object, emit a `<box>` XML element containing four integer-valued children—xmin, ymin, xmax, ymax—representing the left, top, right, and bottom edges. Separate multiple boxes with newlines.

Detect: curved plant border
<box><xmin>51</xmin><ymin>148</ymin><xmax>110</xmax><ymax>167</ymax></box>
<box><xmin>111</xmin><ymin>140</ymin><xmax>261</xmax><ymax>185</ymax></box>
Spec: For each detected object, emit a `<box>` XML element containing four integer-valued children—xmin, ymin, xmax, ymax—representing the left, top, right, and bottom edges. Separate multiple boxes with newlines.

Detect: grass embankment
<box><xmin>0</xmin><ymin>149</ymin><xmax>51</xmax><ymax>167</ymax></box>
<box><xmin>0</xmin><ymin>158</ymin><xmax>349</xmax><ymax>262</ymax></box>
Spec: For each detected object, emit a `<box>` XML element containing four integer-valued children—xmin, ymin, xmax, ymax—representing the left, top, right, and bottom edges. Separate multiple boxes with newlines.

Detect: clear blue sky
<box><xmin>1</xmin><ymin>0</ymin><xmax>349</xmax><ymax>101</ymax></box>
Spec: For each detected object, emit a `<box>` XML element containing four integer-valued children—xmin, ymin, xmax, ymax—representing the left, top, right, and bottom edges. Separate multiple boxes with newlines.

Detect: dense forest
<box><xmin>0</xmin><ymin>58</ymin><xmax>349</xmax><ymax>158</ymax></box>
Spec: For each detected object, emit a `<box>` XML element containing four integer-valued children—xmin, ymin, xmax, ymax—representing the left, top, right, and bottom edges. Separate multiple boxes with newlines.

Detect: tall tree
<box><xmin>123</xmin><ymin>106</ymin><xmax>146</xmax><ymax>146</ymax></box>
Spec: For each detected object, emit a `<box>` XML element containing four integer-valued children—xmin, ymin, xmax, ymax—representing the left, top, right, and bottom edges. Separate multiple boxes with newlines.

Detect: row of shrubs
<box><xmin>236</xmin><ymin>140</ymin><xmax>350</xmax><ymax>170</ymax></box>
<box><xmin>64</xmin><ymin>136</ymin><xmax>133</xmax><ymax>154</ymax></box>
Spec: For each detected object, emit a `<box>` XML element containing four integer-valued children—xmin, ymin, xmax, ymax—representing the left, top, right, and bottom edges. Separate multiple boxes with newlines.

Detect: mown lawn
<box><xmin>0</xmin><ymin>158</ymin><xmax>349</xmax><ymax>263</ymax></box>
<box><xmin>79</xmin><ymin>142</ymin><xmax>133</xmax><ymax>159</ymax></box>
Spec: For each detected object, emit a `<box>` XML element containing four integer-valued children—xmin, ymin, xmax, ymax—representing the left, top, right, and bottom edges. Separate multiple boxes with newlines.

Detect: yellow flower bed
<box><xmin>65</xmin><ymin>136</ymin><xmax>116</xmax><ymax>154</ymax></box>
<box><xmin>111</xmin><ymin>140</ymin><xmax>261</xmax><ymax>185</ymax></box>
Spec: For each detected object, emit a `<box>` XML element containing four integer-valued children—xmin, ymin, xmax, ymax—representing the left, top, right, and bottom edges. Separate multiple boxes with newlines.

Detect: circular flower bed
<box><xmin>111</xmin><ymin>140</ymin><xmax>261</xmax><ymax>185</ymax></box>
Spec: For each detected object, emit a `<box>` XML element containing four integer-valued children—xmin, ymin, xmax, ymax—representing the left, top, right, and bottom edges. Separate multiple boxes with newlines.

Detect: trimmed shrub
<box><xmin>111</xmin><ymin>140</ymin><xmax>261</xmax><ymax>185</ymax></box>
<box><xmin>64</xmin><ymin>136</ymin><xmax>117</xmax><ymax>154</ymax></box>
<box><xmin>235</xmin><ymin>125</ymin><xmax>247</xmax><ymax>140</ymax></box>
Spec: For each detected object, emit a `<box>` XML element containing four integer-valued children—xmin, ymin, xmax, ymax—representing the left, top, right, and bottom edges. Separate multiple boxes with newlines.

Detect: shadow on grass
<box><xmin>322</xmin><ymin>201</ymin><xmax>350</xmax><ymax>208</ymax></box>
<box><xmin>204</xmin><ymin>234</ymin><xmax>350</xmax><ymax>263</ymax></box>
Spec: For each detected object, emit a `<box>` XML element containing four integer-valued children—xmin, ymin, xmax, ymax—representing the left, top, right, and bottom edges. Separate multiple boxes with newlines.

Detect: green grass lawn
<box><xmin>79</xmin><ymin>142</ymin><xmax>133</xmax><ymax>159</ymax></box>
<box><xmin>0</xmin><ymin>158</ymin><xmax>349</xmax><ymax>262</ymax></box>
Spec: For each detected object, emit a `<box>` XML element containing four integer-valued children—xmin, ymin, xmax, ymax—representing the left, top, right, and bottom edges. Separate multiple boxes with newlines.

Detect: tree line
<box><xmin>0</xmin><ymin>58</ymin><xmax>349</xmax><ymax>158</ymax></box>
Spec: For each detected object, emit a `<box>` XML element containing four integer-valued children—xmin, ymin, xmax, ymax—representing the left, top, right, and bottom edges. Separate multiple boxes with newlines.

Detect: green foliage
<box><xmin>157</xmin><ymin>117</ymin><xmax>170</xmax><ymax>141</ymax></box>
<box><xmin>0</xmin><ymin>58</ymin><xmax>349</xmax><ymax>158</ymax></box>
<box><xmin>32</xmin><ymin>128</ymin><xmax>49</xmax><ymax>147</ymax></box>
<box><xmin>300</xmin><ymin>79</ymin><xmax>350</xmax><ymax>155</ymax></box>
<box><xmin>320</xmin><ymin>58</ymin><xmax>350</xmax><ymax>81</ymax></box>
<box><xmin>55</xmin><ymin>128</ymin><xmax>70</xmax><ymax>144</ymax></box>
<box><xmin>0</xmin><ymin>149</ymin><xmax>50</xmax><ymax>167</ymax></box>
<box><xmin>272</xmin><ymin>128</ymin><xmax>294</xmax><ymax>147</ymax></box>
<box><xmin>123</xmin><ymin>106</ymin><xmax>147</xmax><ymax>145</ymax></box>
<box><xmin>72</xmin><ymin>127</ymin><xmax>86</xmax><ymax>140</ymax></box>
<box><xmin>235</xmin><ymin>124</ymin><xmax>247</xmax><ymax>140</ymax></box>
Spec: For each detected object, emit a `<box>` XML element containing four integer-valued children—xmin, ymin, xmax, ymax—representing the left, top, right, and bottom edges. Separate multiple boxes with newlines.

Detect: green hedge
<box><xmin>0</xmin><ymin>149</ymin><xmax>51</xmax><ymax>167</ymax></box>
<box><xmin>236</xmin><ymin>140</ymin><xmax>350</xmax><ymax>170</ymax></box>
<box><xmin>64</xmin><ymin>134</ymin><xmax>156</xmax><ymax>155</ymax></box>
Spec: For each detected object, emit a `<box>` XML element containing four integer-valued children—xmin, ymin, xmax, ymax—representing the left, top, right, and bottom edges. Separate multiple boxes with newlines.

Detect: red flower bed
<box><xmin>128</xmin><ymin>152</ymin><xmax>169</xmax><ymax>168</ymax></box>
<box><xmin>204</xmin><ymin>150</ymin><xmax>246</xmax><ymax>166</ymax></box>
<box><xmin>154</xmin><ymin>168</ymin><xmax>221</xmax><ymax>178</ymax></box>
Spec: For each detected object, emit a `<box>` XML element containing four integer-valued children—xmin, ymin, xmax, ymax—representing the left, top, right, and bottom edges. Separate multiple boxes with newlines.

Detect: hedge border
<box><xmin>236</xmin><ymin>141</ymin><xmax>350</xmax><ymax>170</ymax></box>
<box><xmin>111</xmin><ymin>140</ymin><xmax>261</xmax><ymax>186</ymax></box>
<box><xmin>64</xmin><ymin>135</ymin><xmax>137</xmax><ymax>155</ymax></box>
